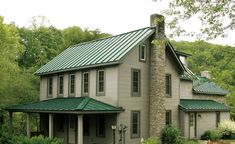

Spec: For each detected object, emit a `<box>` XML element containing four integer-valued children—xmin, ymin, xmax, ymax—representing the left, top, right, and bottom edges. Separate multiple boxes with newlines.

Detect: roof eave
<box><xmin>179</xmin><ymin>106</ymin><xmax>230</xmax><ymax>112</ymax></box>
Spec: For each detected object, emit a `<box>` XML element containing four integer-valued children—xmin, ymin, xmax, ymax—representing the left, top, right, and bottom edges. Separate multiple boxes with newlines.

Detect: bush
<box><xmin>141</xmin><ymin>137</ymin><xmax>160</xmax><ymax>144</ymax></box>
<box><xmin>201</xmin><ymin>130</ymin><xmax>222</xmax><ymax>141</ymax></box>
<box><xmin>162</xmin><ymin>125</ymin><xmax>183</xmax><ymax>144</ymax></box>
<box><xmin>218</xmin><ymin>119</ymin><xmax>235</xmax><ymax>139</ymax></box>
<box><xmin>12</xmin><ymin>135</ymin><xmax>63</xmax><ymax>144</ymax></box>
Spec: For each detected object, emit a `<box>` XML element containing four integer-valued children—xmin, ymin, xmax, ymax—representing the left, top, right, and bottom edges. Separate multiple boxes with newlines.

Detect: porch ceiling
<box><xmin>179</xmin><ymin>99</ymin><xmax>230</xmax><ymax>112</ymax></box>
<box><xmin>5</xmin><ymin>97</ymin><xmax>124</xmax><ymax>114</ymax></box>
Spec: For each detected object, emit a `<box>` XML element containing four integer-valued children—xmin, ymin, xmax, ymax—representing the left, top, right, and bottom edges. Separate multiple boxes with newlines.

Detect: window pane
<box><xmin>98</xmin><ymin>71</ymin><xmax>104</xmax><ymax>93</ymax></box>
<box><xmin>131</xmin><ymin>111</ymin><xmax>140</xmax><ymax>137</ymax></box>
<box><xmin>165</xmin><ymin>74</ymin><xmax>171</xmax><ymax>96</ymax></box>
<box><xmin>70</xmin><ymin>74</ymin><xmax>75</xmax><ymax>94</ymax></box>
<box><xmin>166</xmin><ymin>110</ymin><xmax>171</xmax><ymax>125</ymax></box>
<box><xmin>48</xmin><ymin>77</ymin><xmax>53</xmax><ymax>96</ymax></box>
<box><xmin>96</xmin><ymin>115</ymin><xmax>105</xmax><ymax>137</ymax></box>
<box><xmin>83</xmin><ymin>116</ymin><xmax>89</xmax><ymax>136</ymax></box>
<box><xmin>83</xmin><ymin>73</ymin><xmax>89</xmax><ymax>94</ymax></box>
<box><xmin>132</xmin><ymin>71</ymin><xmax>139</xmax><ymax>93</ymax></box>
<box><xmin>59</xmin><ymin>76</ymin><xmax>63</xmax><ymax>94</ymax></box>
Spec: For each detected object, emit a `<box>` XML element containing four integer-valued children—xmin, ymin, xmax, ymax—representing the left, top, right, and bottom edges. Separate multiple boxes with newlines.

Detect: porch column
<box><xmin>77</xmin><ymin>115</ymin><xmax>83</xmax><ymax>144</ymax></box>
<box><xmin>26</xmin><ymin>113</ymin><xmax>31</xmax><ymax>137</ymax></box>
<box><xmin>8</xmin><ymin>111</ymin><xmax>13</xmax><ymax>133</ymax></box>
<box><xmin>49</xmin><ymin>114</ymin><xmax>54</xmax><ymax>138</ymax></box>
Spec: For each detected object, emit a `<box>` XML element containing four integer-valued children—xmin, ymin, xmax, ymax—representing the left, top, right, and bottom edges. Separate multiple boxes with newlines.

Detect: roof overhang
<box><xmin>5</xmin><ymin>97</ymin><xmax>124</xmax><ymax>114</ymax></box>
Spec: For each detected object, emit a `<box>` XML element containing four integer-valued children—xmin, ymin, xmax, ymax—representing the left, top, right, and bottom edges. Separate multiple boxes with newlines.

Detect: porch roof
<box><xmin>5</xmin><ymin>97</ymin><xmax>124</xmax><ymax>114</ymax></box>
<box><xmin>179</xmin><ymin>99</ymin><xmax>230</xmax><ymax>112</ymax></box>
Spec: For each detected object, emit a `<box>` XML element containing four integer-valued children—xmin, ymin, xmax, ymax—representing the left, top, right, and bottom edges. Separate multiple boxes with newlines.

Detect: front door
<box><xmin>69</xmin><ymin>115</ymin><xmax>76</xmax><ymax>144</ymax></box>
<box><xmin>189</xmin><ymin>112</ymin><xmax>197</xmax><ymax>139</ymax></box>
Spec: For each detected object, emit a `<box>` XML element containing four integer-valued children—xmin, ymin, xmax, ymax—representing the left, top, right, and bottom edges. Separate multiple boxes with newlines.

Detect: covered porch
<box><xmin>179</xmin><ymin>99</ymin><xmax>230</xmax><ymax>139</ymax></box>
<box><xmin>5</xmin><ymin>97</ymin><xmax>124</xmax><ymax>144</ymax></box>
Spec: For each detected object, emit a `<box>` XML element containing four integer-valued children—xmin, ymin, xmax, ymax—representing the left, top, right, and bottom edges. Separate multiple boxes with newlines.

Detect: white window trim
<box><xmin>82</xmin><ymin>72</ymin><xmax>89</xmax><ymax>96</ymax></box>
<box><xmin>139</xmin><ymin>44</ymin><xmax>147</xmax><ymax>62</ymax></box>
<box><xmin>69</xmin><ymin>74</ymin><xmax>76</xmax><ymax>96</ymax></box>
<box><xmin>97</xmin><ymin>70</ymin><xmax>105</xmax><ymax>96</ymax></box>
<box><xmin>57</xmin><ymin>75</ymin><xmax>64</xmax><ymax>97</ymax></box>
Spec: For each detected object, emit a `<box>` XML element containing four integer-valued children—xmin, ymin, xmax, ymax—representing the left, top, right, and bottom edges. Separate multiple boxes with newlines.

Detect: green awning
<box><xmin>179</xmin><ymin>99</ymin><xmax>230</xmax><ymax>112</ymax></box>
<box><xmin>5</xmin><ymin>97</ymin><xmax>124</xmax><ymax>114</ymax></box>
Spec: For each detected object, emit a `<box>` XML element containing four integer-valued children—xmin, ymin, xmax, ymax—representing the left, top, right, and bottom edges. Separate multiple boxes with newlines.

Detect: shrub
<box><xmin>12</xmin><ymin>135</ymin><xmax>63</xmax><ymax>144</ymax></box>
<box><xmin>218</xmin><ymin>119</ymin><xmax>235</xmax><ymax>139</ymax></box>
<box><xmin>162</xmin><ymin>125</ymin><xmax>183</xmax><ymax>144</ymax></box>
<box><xmin>141</xmin><ymin>137</ymin><xmax>160</xmax><ymax>144</ymax></box>
<box><xmin>201</xmin><ymin>130</ymin><xmax>221</xmax><ymax>141</ymax></box>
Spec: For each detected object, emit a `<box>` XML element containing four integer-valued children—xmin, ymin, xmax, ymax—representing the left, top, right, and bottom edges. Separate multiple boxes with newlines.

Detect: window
<box><xmin>189</xmin><ymin>113</ymin><xmax>194</xmax><ymax>127</ymax></box>
<box><xmin>139</xmin><ymin>44</ymin><xmax>146</xmax><ymax>61</ymax></box>
<box><xmin>216</xmin><ymin>112</ymin><xmax>220</xmax><ymax>127</ymax></box>
<box><xmin>165</xmin><ymin>74</ymin><xmax>172</xmax><ymax>96</ymax></box>
<box><xmin>69</xmin><ymin>74</ymin><xmax>75</xmax><ymax>96</ymax></box>
<box><xmin>131</xmin><ymin>111</ymin><xmax>140</xmax><ymax>138</ymax></box>
<box><xmin>58</xmin><ymin>75</ymin><xmax>64</xmax><ymax>96</ymax></box>
<box><xmin>166</xmin><ymin>110</ymin><xmax>172</xmax><ymax>125</ymax></box>
<box><xmin>82</xmin><ymin>72</ymin><xmax>89</xmax><ymax>95</ymax></box>
<box><xmin>97</xmin><ymin>70</ymin><xmax>105</xmax><ymax>95</ymax></box>
<box><xmin>69</xmin><ymin>115</ymin><xmax>75</xmax><ymax>129</ymax></box>
<box><xmin>96</xmin><ymin>115</ymin><xmax>105</xmax><ymax>137</ymax></box>
<box><xmin>132</xmin><ymin>69</ymin><xmax>140</xmax><ymax>96</ymax></box>
<box><xmin>83</xmin><ymin>116</ymin><xmax>89</xmax><ymax>136</ymax></box>
<box><xmin>47</xmin><ymin>77</ymin><xmax>53</xmax><ymax>97</ymax></box>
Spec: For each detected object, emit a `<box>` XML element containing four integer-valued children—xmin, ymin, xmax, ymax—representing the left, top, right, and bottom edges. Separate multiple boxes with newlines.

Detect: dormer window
<box><xmin>139</xmin><ymin>44</ymin><xmax>146</xmax><ymax>62</ymax></box>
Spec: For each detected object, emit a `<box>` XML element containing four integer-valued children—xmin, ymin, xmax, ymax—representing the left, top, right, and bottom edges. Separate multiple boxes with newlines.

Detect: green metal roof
<box><xmin>180</xmin><ymin>67</ymin><xmax>227</xmax><ymax>95</ymax></box>
<box><xmin>193</xmin><ymin>77</ymin><xmax>228</xmax><ymax>95</ymax></box>
<box><xmin>5</xmin><ymin>97</ymin><xmax>124</xmax><ymax>114</ymax></box>
<box><xmin>35</xmin><ymin>27</ymin><xmax>155</xmax><ymax>75</ymax></box>
<box><xmin>179</xmin><ymin>99</ymin><xmax>230</xmax><ymax>112</ymax></box>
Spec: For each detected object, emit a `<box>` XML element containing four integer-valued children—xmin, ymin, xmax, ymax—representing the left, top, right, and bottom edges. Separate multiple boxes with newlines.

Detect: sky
<box><xmin>0</xmin><ymin>0</ymin><xmax>234</xmax><ymax>46</ymax></box>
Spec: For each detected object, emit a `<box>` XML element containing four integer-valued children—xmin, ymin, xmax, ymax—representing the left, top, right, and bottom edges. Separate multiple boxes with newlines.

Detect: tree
<box><xmin>155</xmin><ymin>0</ymin><xmax>235</xmax><ymax>39</ymax></box>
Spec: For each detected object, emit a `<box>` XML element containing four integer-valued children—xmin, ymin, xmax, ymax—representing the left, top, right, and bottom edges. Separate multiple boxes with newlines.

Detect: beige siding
<box><xmin>180</xmin><ymin>80</ymin><xmax>193</xmax><ymax>99</ymax></box>
<box><xmin>117</xmin><ymin>39</ymin><xmax>150</xmax><ymax>143</ymax></box>
<box><xmin>192</xmin><ymin>94</ymin><xmax>225</xmax><ymax>103</ymax></box>
<box><xmin>220</xmin><ymin>112</ymin><xmax>230</xmax><ymax>120</ymax></box>
<box><xmin>165</xmin><ymin>53</ymin><xmax>181</xmax><ymax>127</ymax></box>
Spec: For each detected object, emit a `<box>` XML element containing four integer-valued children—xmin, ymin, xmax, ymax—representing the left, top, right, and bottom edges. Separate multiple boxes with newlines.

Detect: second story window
<box><xmin>47</xmin><ymin>77</ymin><xmax>53</xmax><ymax>97</ymax></box>
<box><xmin>82</xmin><ymin>72</ymin><xmax>89</xmax><ymax>95</ymax></box>
<box><xmin>139</xmin><ymin>44</ymin><xmax>146</xmax><ymax>62</ymax></box>
<box><xmin>132</xmin><ymin>69</ymin><xmax>140</xmax><ymax>96</ymax></box>
<box><xmin>165</xmin><ymin>74</ymin><xmax>172</xmax><ymax>96</ymax></box>
<box><xmin>69</xmin><ymin>74</ymin><xmax>75</xmax><ymax>96</ymax></box>
<box><xmin>97</xmin><ymin>70</ymin><xmax>105</xmax><ymax>95</ymax></box>
<box><xmin>58</xmin><ymin>75</ymin><xmax>64</xmax><ymax>96</ymax></box>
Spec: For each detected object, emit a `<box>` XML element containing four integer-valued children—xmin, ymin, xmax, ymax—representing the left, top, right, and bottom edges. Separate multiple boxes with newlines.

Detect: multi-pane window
<box><xmin>132</xmin><ymin>69</ymin><xmax>140</xmax><ymax>96</ymax></box>
<box><xmin>96</xmin><ymin>115</ymin><xmax>105</xmax><ymax>137</ymax></box>
<box><xmin>82</xmin><ymin>72</ymin><xmax>89</xmax><ymax>95</ymax></box>
<box><xmin>69</xmin><ymin>74</ymin><xmax>75</xmax><ymax>96</ymax></box>
<box><xmin>47</xmin><ymin>77</ymin><xmax>53</xmax><ymax>97</ymax></box>
<box><xmin>165</xmin><ymin>74</ymin><xmax>172</xmax><ymax>96</ymax></box>
<box><xmin>166</xmin><ymin>110</ymin><xmax>172</xmax><ymax>125</ymax></box>
<box><xmin>97</xmin><ymin>70</ymin><xmax>105</xmax><ymax>95</ymax></box>
<box><xmin>131</xmin><ymin>111</ymin><xmax>140</xmax><ymax>138</ymax></box>
<box><xmin>216</xmin><ymin>112</ymin><xmax>220</xmax><ymax>127</ymax></box>
<box><xmin>139</xmin><ymin>44</ymin><xmax>146</xmax><ymax>61</ymax></box>
<box><xmin>58</xmin><ymin>75</ymin><xmax>64</xmax><ymax>96</ymax></box>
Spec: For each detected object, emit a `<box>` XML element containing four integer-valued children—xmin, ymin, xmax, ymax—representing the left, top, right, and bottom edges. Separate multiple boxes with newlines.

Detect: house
<box><xmin>5</xmin><ymin>14</ymin><xmax>230</xmax><ymax>144</ymax></box>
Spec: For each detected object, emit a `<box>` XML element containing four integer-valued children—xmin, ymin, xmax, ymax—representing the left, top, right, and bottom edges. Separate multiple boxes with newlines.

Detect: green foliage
<box><xmin>162</xmin><ymin>125</ymin><xmax>183</xmax><ymax>144</ymax></box>
<box><xmin>154</xmin><ymin>0</ymin><xmax>235</xmax><ymax>39</ymax></box>
<box><xmin>141</xmin><ymin>137</ymin><xmax>160</xmax><ymax>144</ymax></box>
<box><xmin>218</xmin><ymin>120</ymin><xmax>235</xmax><ymax>139</ymax></box>
<box><xmin>12</xmin><ymin>135</ymin><xmax>63</xmax><ymax>144</ymax></box>
<box><xmin>201</xmin><ymin>130</ymin><xmax>222</xmax><ymax>141</ymax></box>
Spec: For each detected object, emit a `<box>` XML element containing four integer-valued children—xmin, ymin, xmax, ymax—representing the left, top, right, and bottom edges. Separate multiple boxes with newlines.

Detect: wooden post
<box><xmin>26</xmin><ymin>113</ymin><xmax>31</xmax><ymax>137</ymax></box>
<box><xmin>77</xmin><ymin>115</ymin><xmax>83</xmax><ymax>144</ymax></box>
<box><xmin>49</xmin><ymin>114</ymin><xmax>54</xmax><ymax>138</ymax></box>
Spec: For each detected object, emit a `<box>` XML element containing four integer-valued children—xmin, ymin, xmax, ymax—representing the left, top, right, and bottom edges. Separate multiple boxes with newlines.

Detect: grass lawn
<box><xmin>198</xmin><ymin>140</ymin><xmax>235</xmax><ymax>144</ymax></box>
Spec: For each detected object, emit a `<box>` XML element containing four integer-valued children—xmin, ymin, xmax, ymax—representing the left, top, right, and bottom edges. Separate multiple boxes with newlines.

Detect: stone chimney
<box><xmin>200</xmin><ymin>71</ymin><xmax>211</xmax><ymax>79</ymax></box>
<box><xmin>149</xmin><ymin>14</ymin><xmax>166</xmax><ymax>138</ymax></box>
